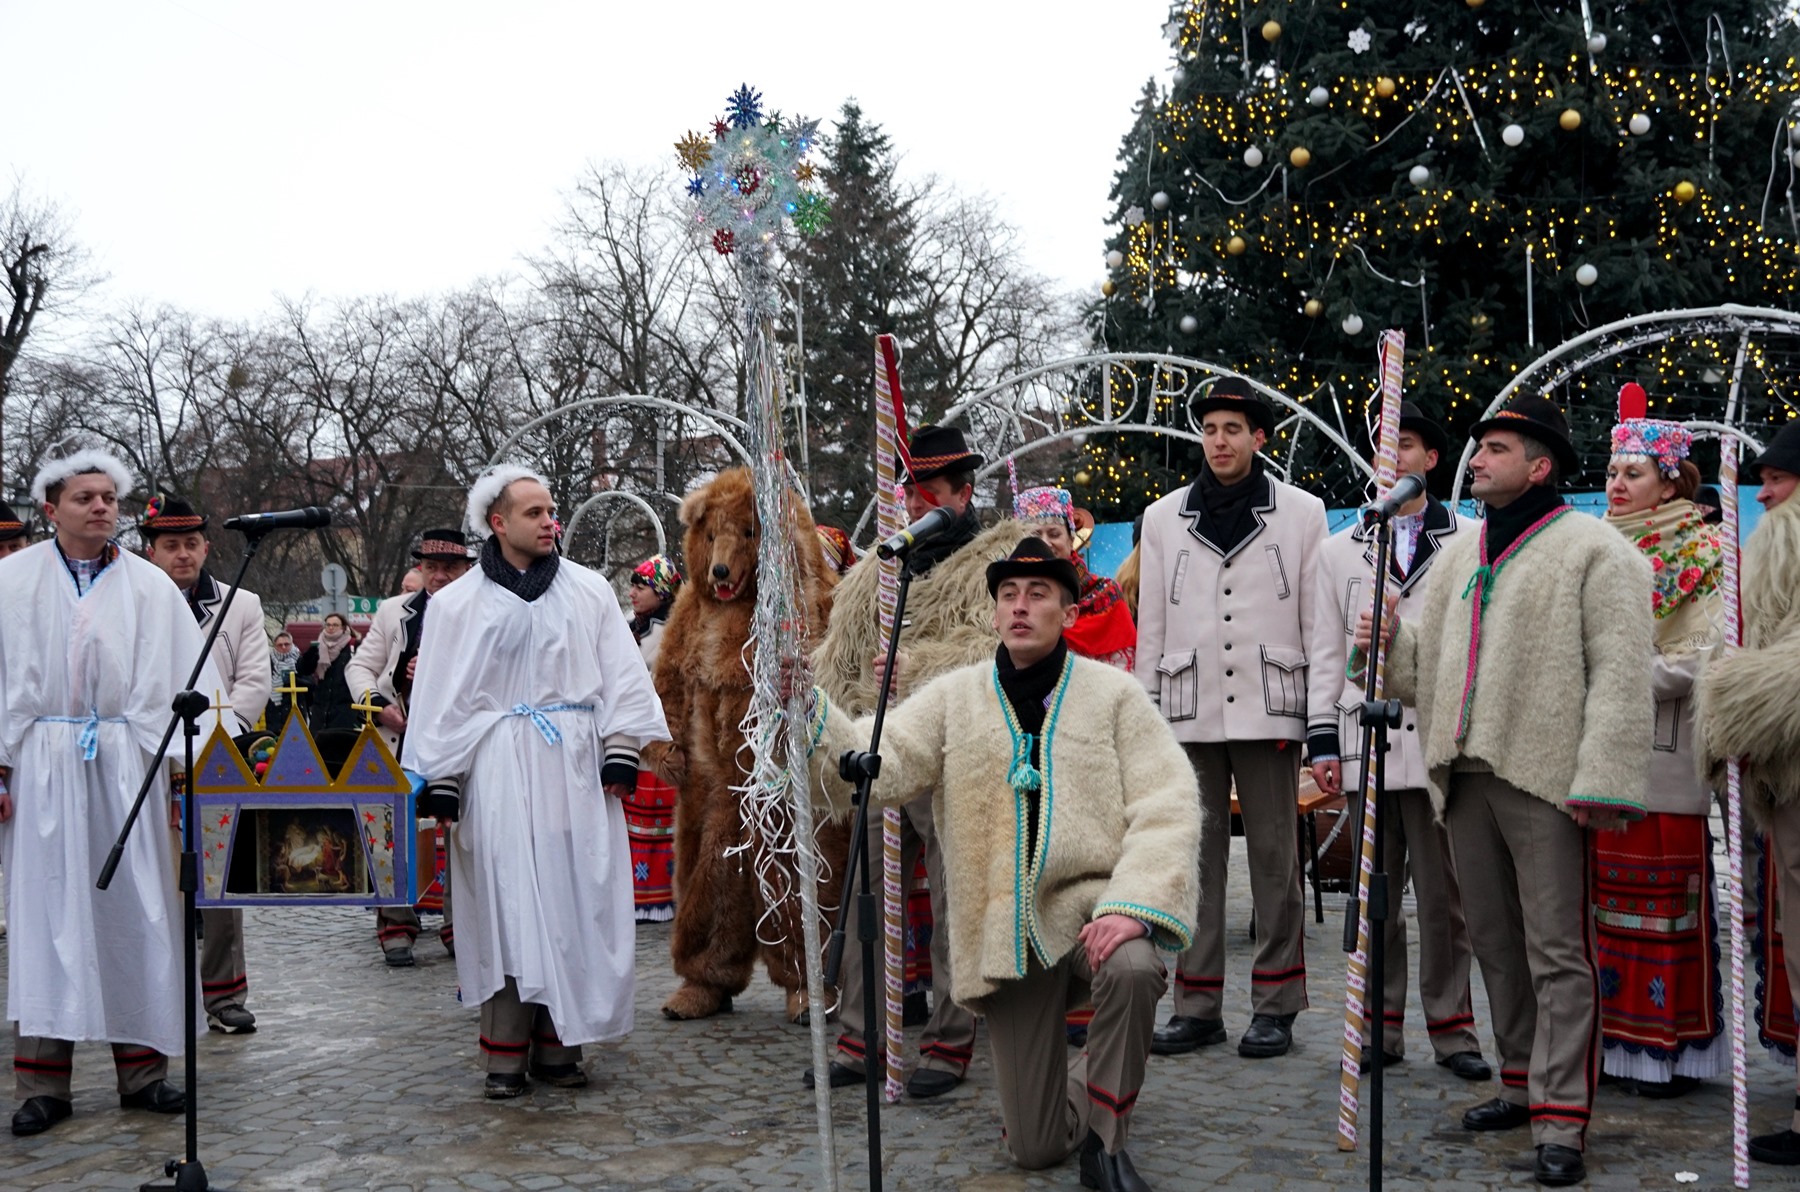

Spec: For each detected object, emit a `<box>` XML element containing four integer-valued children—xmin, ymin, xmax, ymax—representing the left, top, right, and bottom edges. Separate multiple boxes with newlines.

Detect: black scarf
<box><xmin>995</xmin><ymin>637</ymin><xmax>1068</xmax><ymax>859</ymax></box>
<box><xmin>1191</xmin><ymin>459</ymin><xmax>1266</xmax><ymax>556</ymax></box>
<box><xmin>906</xmin><ymin>502</ymin><xmax>982</xmax><ymax>576</ymax></box>
<box><xmin>480</xmin><ymin>534</ymin><xmax>560</xmax><ymax>602</ymax></box>
<box><xmin>1482</xmin><ymin>483</ymin><xmax>1567</xmax><ymax>561</ymax></box>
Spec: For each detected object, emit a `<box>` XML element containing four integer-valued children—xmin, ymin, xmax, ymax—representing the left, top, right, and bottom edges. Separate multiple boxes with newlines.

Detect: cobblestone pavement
<box><xmin>4</xmin><ymin>840</ymin><xmax>1798</xmax><ymax>1190</ymax></box>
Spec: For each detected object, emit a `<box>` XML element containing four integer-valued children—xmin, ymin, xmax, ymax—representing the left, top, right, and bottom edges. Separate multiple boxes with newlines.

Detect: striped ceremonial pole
<box><xmin>1720</xmin><ymin>436</ymin><xmax>1751</xmax><ymax>1187</ymax></box>
<box><xmin>1337</xmin><ymin>329</ymin><xmax>1406</xmax><ymax>1151</ymax></box>
<box><xmin>872</xmin><ymin>334</ymin><xmax>910</xmax><ymax>1104</ymax></box>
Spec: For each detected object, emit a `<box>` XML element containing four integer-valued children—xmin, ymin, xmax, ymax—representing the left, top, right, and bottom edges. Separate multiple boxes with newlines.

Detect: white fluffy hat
<box><xmin>30</xmin><ymin>448</ymin><xmax>136</xmax><ymax>505</ymax></box>
<box><xmin>465</xmin><ymin>464</ymin><xmax>550</xmax><ymax>540</ymax></box>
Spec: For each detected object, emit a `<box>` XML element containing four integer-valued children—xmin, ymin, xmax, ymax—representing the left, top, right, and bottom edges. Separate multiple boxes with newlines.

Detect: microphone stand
<box><xmin>99</xmin><ymin>529</ymin><xmax>274</xmax><ymax>1192</ymax></box>
<box><xmin>822</xmin><ymin>553</ymin><xmax>919</xmax><ymax>1192</ymax></box>
<box><xmin>1340</xmin><ymin>506</ymin><xmax>1405</xmax><ymax>1192</ymax></box>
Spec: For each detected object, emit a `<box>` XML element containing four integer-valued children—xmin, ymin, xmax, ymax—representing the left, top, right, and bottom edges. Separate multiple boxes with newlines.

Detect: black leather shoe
<box><xmin>1078</xmin><ymin>1128</ymin><xmax>1151</xmax><ymax>1192</ymax></box>
<box><xmin>385</xmin><ymin>945</ymin><xmax>415</xmax><ymax>968</ymax></box>
<box><xmin>208</xmin><ymin>1005</ymin><xmax>257</xmax><ymax>1034</ymax></box>
<box><xmin>1149</xmin><ymin>1015</ymin><xmax>1226</xmax><ymax>1056</ymax></box>
<box><xmin>1237</xmin><ymin>1013</ymin><xmax>1296</xmax><ymax>1058</ymax></box>
<box><xmin>119</xmin><ymin>1080</ymin><xmax>186</xmax><ymax>1114</ymax></box>
<box><xmin>1750</xmin><ymin>1128</ymin><xmax>1800</xmax><ymax>1165</ymax></box>
<box><xmin>484</xmin><ymin>1072</ymin><xmax>528</xmax><ymax>1099</ymax></box>
<box><xmin>11</xmin><ymin>1096</ymin><xmax>72</xmax><ymax>1136</ymax></box>
<box><xmin>802</xmin><ymin>1062</ymin><xmax>863</xmax><ymax>1090</ymax></box>
<box><xmin>1535</xmin><ymin>1143</ymin><xmax>1585</xmax><ymax>1186</ymax></box>
<box><xmin>529</xmin><ymin>1062</ymin><xmax>587</xmax><ymax>1089</ymax></box>
<box><xmin>1462</xmin><ymin>1096</ymin><xmax>1530</xmax><ymax>1131</ymax></box>
<box><xmin>1635</xmin><ymin>1074</ymin><xmax>1700</xmax><ymax>1100</ymax></box>
<box><xmin>1437</xmin><ymin>1050</ymin><xmax>1492</xmax><ymax>1081</ymax></box>
<box><xmin>1359</xmin><ymin>1046</ymin><xmax>1403</xmax><ymax>1070</ymax></box>
<box><xmin>905</xmin><ymin>1068</ymin><xmax>961</xmax><ymax>1099</ymax></box>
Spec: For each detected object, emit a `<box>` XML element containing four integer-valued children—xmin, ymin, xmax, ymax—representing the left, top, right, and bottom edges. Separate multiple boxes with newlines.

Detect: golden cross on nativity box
<box><xmin>275</xmin><ymin>670</ymin><xmax>307</xmax><ymax>705</ymax></box>
<box><xmin>351</xmin><ymin>691</ymin><xmax>384</xmax><ymax>731</ymax></box>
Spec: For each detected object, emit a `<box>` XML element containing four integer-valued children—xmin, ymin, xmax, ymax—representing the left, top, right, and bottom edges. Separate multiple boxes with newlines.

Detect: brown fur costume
<box><xmin>649</xmin><ymin>467</ymin><xmax>847</xmax><ymax>1020</ymax></box>
<box><xmin>1697</xmin><ymin>494</ymin><xmax>1800</xmax><ymax>823</ymax></box>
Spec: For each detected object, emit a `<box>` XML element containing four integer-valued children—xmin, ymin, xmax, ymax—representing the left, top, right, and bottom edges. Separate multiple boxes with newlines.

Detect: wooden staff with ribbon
<box><xmin>872</xmin><ymin>333</ymin><xmax>911</xmax><ymax>1103</ymax></box>
<box><xmin>1337</xmin><ymin>330</ymin><xmax>1407</xmax><ymax>1151</ymax></box>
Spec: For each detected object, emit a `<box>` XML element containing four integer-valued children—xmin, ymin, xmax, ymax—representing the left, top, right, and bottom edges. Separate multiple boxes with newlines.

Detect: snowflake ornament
<box><xmin>686</xmin><ymin>176</ymin><xmax>705</xmax><ymax>198</ymax></box>
<box><xmin>674</xmin><ymin>130</ymin><xmax>712</xmax><ymax>172</ymax></box>
<box><xmin>1404</xmin><ymin>18</ymin><xmax>1428</xmax><ymax>41</ymax></box>
<box><xmin>1123</xmin><ymin>205</ymin><xmax>1147</xmax><ymax>227</ymax></box>
<box><xmin>726</xmin><ymin>84</ymin><xmax>764</xmax><ymax>129</ymax></box>
<box><xmin>1348</xmin><ymin>27</ymin><xmax>1372</xmax><ymax>54</ymax></box>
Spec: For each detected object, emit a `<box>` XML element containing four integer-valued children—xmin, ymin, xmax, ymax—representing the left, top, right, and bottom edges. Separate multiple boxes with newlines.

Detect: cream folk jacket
<box><xmin>806</xmin><ymin>652</ymin><xmax>1201</xmax><ymax>1012</ymax></box>
<box><xmin>1384</xmin><ymin>504</ymin><xmax>1654</xmax><ymax>819</ymax></box>
<box><xmin>345</xmin><ymin>590</ymin><xmax>424</xmax><ymax>753</ymax></box>
<box><xmin>1134</xmin><ymin>471</ymin><xmax>1338</xmax><ymax>749</ymax></box>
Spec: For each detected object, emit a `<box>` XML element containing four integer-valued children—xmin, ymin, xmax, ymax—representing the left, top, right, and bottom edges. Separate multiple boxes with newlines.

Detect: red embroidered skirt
<box><xmin>626</xmin><ymin>768</ymin><xmax>678</xmax><ymax>922</ymax></box>
<box><xmin>1591</xmin><ymin>811</ymin><xmax>1722</xmax><ymax>1079</ymax></box>
<box><xmin>1757</xmin><ymin>834</ymin><xmax>1798</xmax><ymax>1057</ymax></box>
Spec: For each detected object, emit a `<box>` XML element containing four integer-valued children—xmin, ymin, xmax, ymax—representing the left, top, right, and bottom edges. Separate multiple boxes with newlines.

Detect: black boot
<box><xmin>1237</xmin><ymin>1013</ymin><xmax>1296</xmax><ymax>1058</ymax></box>
<box><xmin>119</xmin><ymin>1080</ymin><xmax>186</xmax><ymax>1114</ymax></box>
<box><xmin>11</xmin><ymin>1096</ymin><xmax>72</xmax><ymax>1136</ymax></box>
<box><xmin>1149</xmin><ymin>1015</ymin><xmax>1226</xmax><ymax>1056</ymax></box>
<box><xmin>1078</xmin><ymin>1128</ymin><xmax>1151</xmax><ymax>1192</ymax></box>
<box><xmin>1750</xmin><ymin>1128</ymin><xmax>1800</xmax><ymax>1165</ymax></box>
<box><xmin>1534</xmin><ymin>1143</ymin><xmax>1585</xmax><ymax>1186</ymax></box>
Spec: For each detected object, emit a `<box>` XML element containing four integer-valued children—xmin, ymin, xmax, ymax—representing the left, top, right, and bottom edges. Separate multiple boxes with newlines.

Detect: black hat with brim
<box><xmin>1468</xmin><ymin>394</ymin><xmax>1582</xmax><ymax>478</ymax></box>
<box><xmin>412</xmin><ymin>527</ymin><xmax>473</xmax><ymax>561</ymax></box>
<box><xmin>1191</xmin><ymin>377</ymin><xmax>1276</xmax><ymax>438</ymax></box>
<box><xmin>0</xmin><ymin>500</ymin><xmax>25</xmax><ymax>541</ymax></box>
<box><xmin>986</xmin><ymin>536</ymin><xmax>1081</xmax><ymax>603</ymax></box>
<box><xmin>1746</xmin><ymin>422</ymin><xmax>1800</xmax><ymax>483</ymax></box>
<box><xmin>1397</xmin><ymin>399</ymin><xmax>1450</xmax><ymax>462</ymax></box>
<box><xmin>905</xmin><ymin>424</ymin><xmax>984</xmax><ymax>484</ymax></box>
<box><xmin>140</xmin><ymin>493</ymin><xmax>209</xmax><ymax>540</ymax></box>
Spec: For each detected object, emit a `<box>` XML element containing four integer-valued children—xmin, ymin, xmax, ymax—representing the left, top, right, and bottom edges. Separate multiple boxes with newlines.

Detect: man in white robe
<box><xmin>404</xmin><ymin>466</ymin><xmax>668</xmax><ymax>1099</ymax></box>
<box><xmin>1</xmin><ymin>450</ymin><xmax>220</xmax><ymax>1135</ymax></box>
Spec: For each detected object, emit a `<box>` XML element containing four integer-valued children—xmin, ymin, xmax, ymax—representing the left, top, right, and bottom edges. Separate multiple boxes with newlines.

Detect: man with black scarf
<box><xmin>1357</xmin><ymin>396</ymin><xmax>1653</xmax><ymax>1187</ymax></box>
<box><xmin>1135</xmin><ymin>380</ymin><xmax>1337</xmax><ymax>1062</ymax></box>
<box><xmin>805</xmin><ymin>423</ymin><xmax>1031</xmax><ymax>1098</ymax></box>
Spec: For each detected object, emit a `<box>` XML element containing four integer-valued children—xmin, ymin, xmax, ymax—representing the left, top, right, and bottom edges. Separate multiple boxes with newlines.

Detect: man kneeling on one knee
<box><xmin>790</xmin><ymin>538</ymin><xmax>1200</xmax><ymax>1192</ymax></box>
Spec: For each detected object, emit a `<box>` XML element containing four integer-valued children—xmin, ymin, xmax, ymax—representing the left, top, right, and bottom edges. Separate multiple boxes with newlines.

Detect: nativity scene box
<box><xmin>189</xmin><ymin>708</ymin><xmax>420</xmax><ymax>908</ymax></box>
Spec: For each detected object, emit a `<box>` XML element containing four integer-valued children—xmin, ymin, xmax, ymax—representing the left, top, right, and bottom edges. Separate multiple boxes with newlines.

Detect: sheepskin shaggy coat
<box><xmin>1696</xmin><ymin>494</ymin><xmax>1800</xmax><ymax>824</ymax></box>
<box><xmin>649</xmin><ymin>467</ymin><xmax>845</xmax><ymax>1016</ymax></box>
<box><xmin>805</xmin><ymin>652</ymin><xmax>1201</xmax><ymax>1012</ymax></box>
<box><xmin>812</xmin><ymin>518</ymin><xmax>1031</xmax><ymax>714</ymax></box>
<box><xmin>1385</xmin><ymin>503</ymin><xmax>1655</xmax><ymax>820</ymax></box>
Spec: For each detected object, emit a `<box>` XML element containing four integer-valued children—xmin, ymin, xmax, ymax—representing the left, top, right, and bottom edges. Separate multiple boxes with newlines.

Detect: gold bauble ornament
<box><xmin>1375</xmin><ymin>77</ymin><xmax>1396</xmax><ymax>99</ymax></box>
<box><xmin>1226</xmin><ymin>235</ymin><xmax>1248</xmax><ymax>256</ymax></box>
<box><xmin>1673</xmin><ymin>180</ymin><xmax>1697</xmax><ymax>203</ymax></box>
<box><xmin>1261</xmin><ymin>19</ymin><xmax>1282</xmax><ymax>42</ymax></box>
<box><xmin>1073</xmin><ymin>470</ymin><xmax>1092</xmax><ymax>486</ymax></box>
<box><xmin>1289</xmin><ymin>146</ymin><xmax>1312</xmax><ymax>168</ymax></box>
<box><xmin>1100</xmin><ymin>279</ymin><xmax>1116</xmax><ymax>297</ymax></box>
<box><xmin>1559</xmin><ymin>108</ymin><xmax>1582</xmax><ymax>131</ymax></box>
<box><xmin>1303</xmin><ymin>298</ymin><xmax>1324</xmax><ymax>318</ymax></box>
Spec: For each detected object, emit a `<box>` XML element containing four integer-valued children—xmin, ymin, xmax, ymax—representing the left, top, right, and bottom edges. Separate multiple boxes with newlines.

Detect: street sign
<box><xmin>320</xmin><ymin>563</ymin><xmax>347</xmax><ymax>594</ymax></box>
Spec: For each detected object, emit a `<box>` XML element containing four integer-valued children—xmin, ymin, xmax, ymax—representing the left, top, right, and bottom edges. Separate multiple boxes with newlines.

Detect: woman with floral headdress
<box><xmin>1592</xmin><ymin>386</ymin><xmax>1725</xmax><ymax>1097</ymax></box>
<box><xmin>627</xmin><ymin>555</ymin><xmax>682</xmax><ymax>921</ymax></box>
<box><xmin>1013</xmin><ymin>486</ymin><xmax>1136</xmax><ymax>671</ymax></box>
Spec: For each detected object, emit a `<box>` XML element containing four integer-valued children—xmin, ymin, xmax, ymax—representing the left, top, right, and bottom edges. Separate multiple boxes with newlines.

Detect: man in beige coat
<box><xmin>798</xmin><ymin>538</ymin><xmax>1199</xmax><ymax>1192</ymax></box>
<box><xmin>1309</xmin><ymin>403</ymin><xmax>1489</xmax><ymax>1081</ymax></box>
<box><xmin>1697</xmin><ymin>420</ymin><xmax>1800</xmax><ymax>1164</ymax></box>
<box><xmin>1135</xmin><ymin>380</ymin><xmax>1336</xmax><ymax>1060</ymax></box>
<box><xmin>142</xmin><ymin>494</ymin><xmax>270</xmax><ymax>1036</ymax></box>
<box><xmin>1358</xmin><ymin>395</ymin><xmax>1652</xmax><ymax>1188</ymax></box>
<box><xmin>345</xmin><ymin>528</ymin><xmax>472</xmax><ymax>967</ymax></box>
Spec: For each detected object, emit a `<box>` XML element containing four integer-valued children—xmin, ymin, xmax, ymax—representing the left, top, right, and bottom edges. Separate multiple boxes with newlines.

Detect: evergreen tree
<box><xmin>1081</xmin><ymin>0</ymin><xmax>1800</xmax><ymax>516</ymax></box>
<box><xmin>789</xmin><ymin>101</ymin><xmax>936</xmax><ymax>532</ymax></box>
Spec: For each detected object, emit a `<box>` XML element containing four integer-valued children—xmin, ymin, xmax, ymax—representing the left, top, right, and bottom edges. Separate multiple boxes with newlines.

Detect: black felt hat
<box><xmin>0</xmin><ymin>500</ymin><xmax>26</xmax><ymax>541</ymax></box>
<box><xmin>986</xmin><ymin>536</ymin><xmax>1081</xmax><ymax>602</ymax></box>
<box><xmin>412</xmin><ymin>527</ymin><xmax>472</xmax><ymax>561</ymax></box>
<box><xmin>1192</xmin><ymin>377</ymin><xmax>1276</xmax><ymax>437</ymax></box>
<box><xmin>1397</xmin><ymin>400</ymin><xmax>1449</xmax><ymax>461</ymax></box>
<box><xmin>139</xmin><ymin>493</ymin><xmax>208</xmax><ymax>540</ymax></box>
<box><xmin>904</xmin><ymin>424</ymin><xmax>984</xmax><ymax>484</ymax></box>
<box><xmin>1468</xmin><ymin>394</ymin><xmax>1581</xmax><ymax>477</ymax></box>
<box><xmin>1746</xmin><ymin>422</ymin><xmax>1800</xmax><ymax>483</ymax></box>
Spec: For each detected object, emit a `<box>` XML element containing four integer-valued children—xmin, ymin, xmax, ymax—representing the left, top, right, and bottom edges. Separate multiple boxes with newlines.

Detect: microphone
<box><xmin>223</xmin><ymin>507</ymin><xmax>333</xmax><ymax>533</ymax></box>
<box><xmin>876</xmin><ymin>506</ymin><xmax>956</xmax><ymax>560</ymax></box>
<box><xmin>1358</xmin><ymin>473</ymin><xmax>1427</xmax><ymax>524</ymax></box>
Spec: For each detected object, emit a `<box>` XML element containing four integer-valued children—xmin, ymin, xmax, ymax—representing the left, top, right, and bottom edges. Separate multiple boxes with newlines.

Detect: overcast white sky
<box><xmin>6</xmin><ymin>0</ymin><xmax>1174</xmax><ymax>323</ymax></box>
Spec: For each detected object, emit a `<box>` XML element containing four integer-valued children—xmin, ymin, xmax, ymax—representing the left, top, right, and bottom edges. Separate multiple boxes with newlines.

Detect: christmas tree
<box><xmin>1081</xmin><ymin>0</ymin><xmax>1800</xmax><ymax>516</ymax></box>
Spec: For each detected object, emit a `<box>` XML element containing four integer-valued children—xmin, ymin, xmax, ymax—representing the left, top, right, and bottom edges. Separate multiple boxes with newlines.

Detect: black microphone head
<box><xmin>306</xmin><ymin>506</ymin><xmax>333</xmax><ymax>528</ymax></box>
